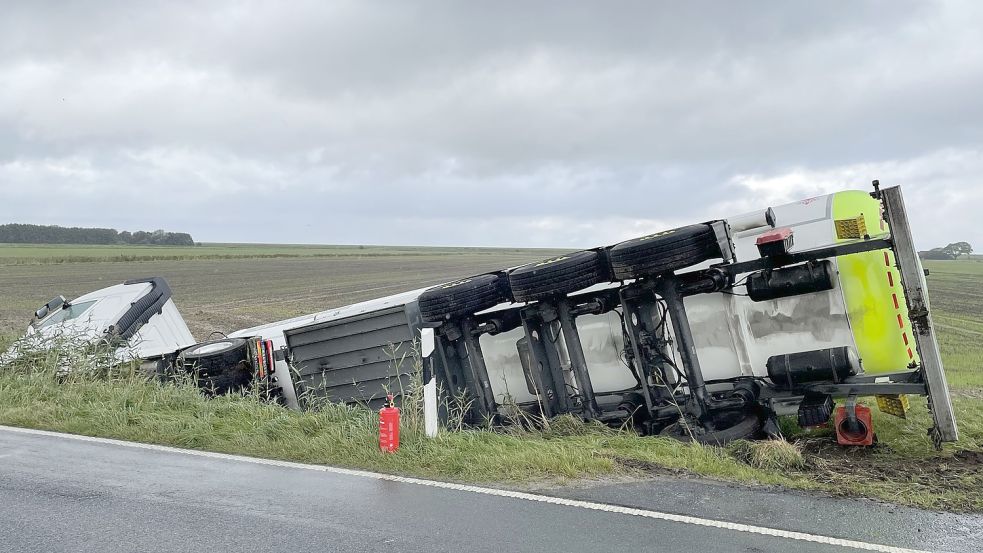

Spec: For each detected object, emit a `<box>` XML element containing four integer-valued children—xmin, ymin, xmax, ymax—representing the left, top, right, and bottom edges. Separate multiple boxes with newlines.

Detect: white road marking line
<box><xmin>0</xmin><ymin>425</ymin><xmax>932</xmax><ymax>553</ymax></box>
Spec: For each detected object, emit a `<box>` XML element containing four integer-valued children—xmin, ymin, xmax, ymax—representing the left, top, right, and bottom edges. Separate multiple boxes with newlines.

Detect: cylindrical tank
<box><xmin>746</xmin><ymin>260</ymin><xmax>835</xmax><ymax>302</ymax></box>
<box><xmin>766</xmin><ymin>346</ymin><xmax>860</xmax><ymax>390</ymax></box>
<box><xmin>379</xmin><ymin>395</ymin><xmax>400</xmax><ymax>453</ymax></box>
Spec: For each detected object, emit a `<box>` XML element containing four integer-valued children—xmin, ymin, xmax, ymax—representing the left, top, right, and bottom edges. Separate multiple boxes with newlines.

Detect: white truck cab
<box><xmin>20</xmin><ymin>277</ymin><xmax>196</xmax><ymax>361</ymax></box>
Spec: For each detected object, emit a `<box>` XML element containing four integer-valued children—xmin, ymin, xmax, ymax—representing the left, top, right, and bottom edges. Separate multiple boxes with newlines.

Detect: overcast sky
<box><xmin>1</xmin><ymin>1</ymin><xmax>981</xmax><ymax>249</ymax></box>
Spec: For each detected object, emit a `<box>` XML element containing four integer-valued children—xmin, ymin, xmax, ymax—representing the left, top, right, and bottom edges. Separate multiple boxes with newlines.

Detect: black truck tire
<box><xmin>608</xmin><ymin>224</ymin><xmax>721</xmax><ymax>280</ymax></box>
<box><xmin>660</xmin><ymin>410</ymin><xmax>763</xmax><ymax>446</ymax></box>
<box><xmin>508</xmin><ymin>250</ymin><xmax>607</xmax><ymax>302</ymax></box>
<box><xmin>199</xmin><ymin>362</ymin><xmax>253</xmax><ymax>396</ymax></box>
<box><xmin>180</xmin><ymin>338</ymin><xmax>250</xmax><ymax>377</ymax></box>
<box><xmin>419</xmin><ymin>274</ymin><xmax>510</xmax><ymax>322</ymax></box>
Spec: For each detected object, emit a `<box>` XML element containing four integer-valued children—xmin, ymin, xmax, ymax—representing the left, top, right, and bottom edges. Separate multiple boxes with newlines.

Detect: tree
<box><xmin>942</xmin><ymin>242</ymin><xmax>973</xmax><ymax>258</ymax></box>
<box><xmin>0</xmin><ymin>224</ymin><xmax>194</xmax><ymax>246</ymax></box>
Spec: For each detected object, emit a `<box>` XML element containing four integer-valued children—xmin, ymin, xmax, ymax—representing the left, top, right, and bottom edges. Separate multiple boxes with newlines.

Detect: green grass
<box><xmin>0</xmin><ymin>253</ymin><xmax>981</xmax><ymax>513</ymax></box>
<box><xmin>1</xmin><ymin>334</ymin><xmax>980</xmax><ymax>513</ymax></box>
<box><xmin>0</xmin><ymin>344</ymin><xmax>797</xmax><ymax>488</ymax></box>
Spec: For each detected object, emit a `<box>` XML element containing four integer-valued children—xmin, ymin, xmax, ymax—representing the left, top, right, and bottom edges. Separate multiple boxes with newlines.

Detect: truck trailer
<box><xmin>6</xmin><ymin>184</ymin><xmax>958</xmax><ymax>446</ymax></box>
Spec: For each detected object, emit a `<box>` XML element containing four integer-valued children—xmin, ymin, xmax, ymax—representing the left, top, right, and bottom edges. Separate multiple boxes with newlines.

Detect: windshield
<box><xmin>40</xmin><ymin>300</ymin><xmax>99</xmax><ymax>329</ymax></box>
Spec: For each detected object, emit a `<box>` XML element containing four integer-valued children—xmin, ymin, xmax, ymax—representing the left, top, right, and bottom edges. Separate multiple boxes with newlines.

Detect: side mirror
<box><xmin>35</xmin><ymin>296</ymin><xmax>67</xmax><ymax>320</ymax></box>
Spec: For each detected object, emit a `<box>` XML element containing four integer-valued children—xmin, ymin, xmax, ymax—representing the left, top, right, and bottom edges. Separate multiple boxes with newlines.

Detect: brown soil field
<box><xmin>0</xmin><ymin>248</ymin><xmax>565</xmax><ymax>339</ymax></box>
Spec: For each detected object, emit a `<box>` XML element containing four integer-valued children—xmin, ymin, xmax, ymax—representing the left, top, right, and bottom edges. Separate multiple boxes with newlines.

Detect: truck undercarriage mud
<box><xmin>6</xmin><ymin>184</ymin><xmax>958</xmax><ymax>447</ymax></box>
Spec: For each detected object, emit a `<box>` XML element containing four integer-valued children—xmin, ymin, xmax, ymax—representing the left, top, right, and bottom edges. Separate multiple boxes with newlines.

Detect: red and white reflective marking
<box><xmin>883</xmin><ymin>252</ymin><xmax>914</xmax><ymax>360</ymax></box>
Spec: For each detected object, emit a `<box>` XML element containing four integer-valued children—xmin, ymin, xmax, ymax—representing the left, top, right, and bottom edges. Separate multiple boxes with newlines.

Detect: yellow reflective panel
<box><xmin>876</xmin><ymin>394</ymin><xmax>911</xmax><ymax>418</ymax></box>
<box><xmin>834</xmin><ymin>215</ymin><xmax>867</xmax><ymax>240</ymax></box>
<box><xmin>832</xmin><ymin>190</ymin><xmax>918</xmax><ymax>373</ymax></box>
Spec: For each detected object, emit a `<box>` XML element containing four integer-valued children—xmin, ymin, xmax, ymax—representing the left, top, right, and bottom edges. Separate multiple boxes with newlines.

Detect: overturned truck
<box><xmin>12</xmin><ymin>184</ymin><xmax>958</xmax><ymax>446</ymax></box>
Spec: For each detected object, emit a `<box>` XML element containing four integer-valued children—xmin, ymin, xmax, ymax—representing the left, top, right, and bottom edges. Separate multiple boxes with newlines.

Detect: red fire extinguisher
<box><xmin>379</xmin><ymin>394</ymin><xmax>400</xmax><ymax>453</ymax></box>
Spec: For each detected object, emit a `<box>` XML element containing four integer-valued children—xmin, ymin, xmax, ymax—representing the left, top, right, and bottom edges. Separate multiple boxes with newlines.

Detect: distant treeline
<box><xmin>919</xmin><ymin>241</ymin><xmax>973</xmax><ymax>261</ymax></box>
<box><xmin>0</xmin><ymin>224</ymin><xmax>195</xmax><ymax>246</ymax></box>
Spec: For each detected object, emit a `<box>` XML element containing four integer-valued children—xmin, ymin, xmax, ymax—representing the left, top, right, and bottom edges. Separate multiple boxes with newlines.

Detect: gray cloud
<box><xmin>1</xmin><ymin>1</ymin><xmax>981</xmax><ymax>249</ymax></box>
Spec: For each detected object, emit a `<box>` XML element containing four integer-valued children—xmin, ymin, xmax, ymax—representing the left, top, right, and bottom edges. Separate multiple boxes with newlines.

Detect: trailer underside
<box><xmin>274</xmin><ymin>184</ymin><xmax>958</xmax><ymax>446</ymax></box>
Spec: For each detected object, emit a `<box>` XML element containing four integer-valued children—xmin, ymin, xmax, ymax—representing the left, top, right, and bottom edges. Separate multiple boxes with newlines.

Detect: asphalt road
<box><xmin>0</xmin><ymin>426</ymin><xmax>978</xmax><ymax>553</ymax></box>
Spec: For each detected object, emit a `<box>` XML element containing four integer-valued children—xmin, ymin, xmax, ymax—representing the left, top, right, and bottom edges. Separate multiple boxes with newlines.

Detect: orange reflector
<box><xmin>255</xmin><ymin>339</ymin><xmax>266</xmax><ymax>379</ymax></box>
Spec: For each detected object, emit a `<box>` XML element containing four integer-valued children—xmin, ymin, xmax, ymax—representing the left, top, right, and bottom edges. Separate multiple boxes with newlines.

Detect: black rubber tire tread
<box><xmin>508</xmin><ymin>250</ymin><xmax>606</xmax><ymax>302</ymax></box>
<box><xmin>199</xmin><ymin>363</ymin><xmax>253</xmax><ymax>396</ymax></box>
<box><xmin>609</xmin><ymin>243</ymin><xmax>711</xmax><ymax>272</ymax></box>
<box><xmin>609</xmin><ymin>224</ymin><xmax>721</xmax><ymax>280</ymax></box>
<box><xmin>180</xmin><ymin>338</ymin><xmax>249</xmax><ymax>376</ymax></box>
<box><xmin>660</xmin><ymin>410</ymin><xmax>763</xmax><ymax>446</ymax></box>
<box><xmin>418</xmin><ymin>274</ymin><xmax>509</xmax><ymax>322</ymax></box>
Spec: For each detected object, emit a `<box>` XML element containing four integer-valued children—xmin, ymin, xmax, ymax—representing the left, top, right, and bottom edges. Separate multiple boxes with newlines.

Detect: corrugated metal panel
<box><xmin>287</xmin><ymin>310</ymin><xmax>409</xmax><ymax>348</ymax></box>
<box><xmin>294</xmin><ymin>372</ymin><xmax>415</xmax><ymax>409</ymax></box>
<box><xmin>284</xmin><ymin>305</ymin><xmax>416</xmax><ymax>407</ymax></box>
<box><xmin>292</xmin><ymin>343</ymin><xmax>412</xmax><ymax>377</ymax></box>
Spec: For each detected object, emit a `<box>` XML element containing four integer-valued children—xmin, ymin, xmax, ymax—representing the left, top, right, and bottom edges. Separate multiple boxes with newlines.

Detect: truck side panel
<box><xmin>284</xmin><ymin>305</ymin><xmax>419</xmax><ymax>410</ymax></box>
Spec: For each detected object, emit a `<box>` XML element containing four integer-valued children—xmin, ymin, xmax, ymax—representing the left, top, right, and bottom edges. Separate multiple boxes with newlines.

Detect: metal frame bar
<box><xmin>520</xmin><ymin>308</ymin><xmax>575</xmax><ymax>415</ymax></box>
<box><xmin>617</xmin><ymin>288</ymin><xmax>660</xmax><ymax>414</ymax></box>
<box><xmin>714</xmin><ymin>238</ymin><xmax>894</xmax><ymax>277</ymax></box>
<box><xmin>882</xmin><ymin>186</ymin><xmax>959</xmax><ymax>444</ymax></box>
<box><xmin>516</xmin><ymin>299</ymin><xmax>602</xmax><ymax>419</ymax></box>
<box><xmin>458</xmin><ymin>317</ymin><xmax>498</xmax><ymax>419</ymax></box>
<box><xmin>656</xmin><ymin>275</ymin><xmax>713</xmax><ymax>421</ymax></box>
<box><xmin>518</xmin><ymin>313</ymin><xmax>564</xmax><ymax>417</ymax></box>
<box><xmin>796</xmin><ymin>382</ymin><xmax>927</xmax><ymax>397</ymax></box>
<box><xmin>431</xmin><ymin>321</ymin><xmax>497</xmax><ymax>422</ymax></box>
<box><xmin>843</xmin><ymin>370</ymin><xmax>922</xmax><ymax>384</ymax></box>
<box><xmin>555</xmin><ymin>299</ymin><xmax>601</xmax><ymax>418</ymax></box>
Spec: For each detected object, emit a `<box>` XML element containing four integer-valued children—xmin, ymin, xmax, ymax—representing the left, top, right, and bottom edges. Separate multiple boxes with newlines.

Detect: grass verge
<box><xmin>1</xmin><ymin>335</ymin><xmax>980</xmax><ymax>513</ymax></box>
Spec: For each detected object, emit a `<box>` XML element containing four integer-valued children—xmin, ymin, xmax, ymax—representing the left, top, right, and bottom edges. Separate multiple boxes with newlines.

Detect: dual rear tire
<box><xmin>179</xmin><ymin>338</ymin><xmax>253</xmax><ymax>395</ymax></box>
<box><xmin>418</xmin><ymin>223</ymin><xmax>723</xmax><ymax>321</ymax></box>
<box><xmin>608</xmin><ymin>223</ymin><xmax>721</xmax><ymax>280</ymax></box>
<box><xmin>508</xmin><ymin>250</ymin><xmax>609</xmax><ymax>303</ymax></box>
<box><xmin>419</xmin><ymin>274</ymin><xmax>511</xmax><ymax>322</ymax></box>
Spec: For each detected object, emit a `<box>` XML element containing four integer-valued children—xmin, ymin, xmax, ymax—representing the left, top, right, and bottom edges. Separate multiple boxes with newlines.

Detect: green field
<box><xmin>0</xmin><ymin>242</ymin><xmax>563</xmax><ymax>264</ymax></box>
<box><xmin>0</xmin><ymin>245</ymin><xmax>981</xmax><ymax>512</ymax></box>
<box><xmin>0</xmin><ymin>243</ymin><xmax>566</xmax><ymax>338</ymax></box>
<box><xmin>923</xmin><ymin>260</ymin><xmax>983</xmax><ymax>390</ymax></box>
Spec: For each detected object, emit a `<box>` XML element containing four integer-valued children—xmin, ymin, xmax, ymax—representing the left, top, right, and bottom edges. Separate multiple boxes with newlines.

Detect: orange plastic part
<box><xmin>379</xmin><ymin>396</ymin><xmax>400</xmax><ymax>453</ymax></box>
<box><xmin>834</xmin><ymin>405</ymin><xmax>874</xmax><ymax>446</ymax></box>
